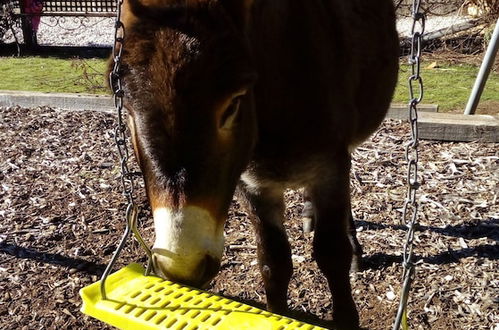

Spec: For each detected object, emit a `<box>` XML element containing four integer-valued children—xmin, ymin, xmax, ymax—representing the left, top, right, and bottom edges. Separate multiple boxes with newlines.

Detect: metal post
<box><xmin>464</xmin><ymin>18</ymin><xmax>499</xmax><ymax>115</ymax></box>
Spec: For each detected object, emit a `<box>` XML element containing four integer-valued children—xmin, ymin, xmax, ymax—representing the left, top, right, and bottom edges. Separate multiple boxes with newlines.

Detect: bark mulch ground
<box><xmin>0</xmin><ymin>106</ymin><xmax>497</xmax><ymax>329</ymax></box>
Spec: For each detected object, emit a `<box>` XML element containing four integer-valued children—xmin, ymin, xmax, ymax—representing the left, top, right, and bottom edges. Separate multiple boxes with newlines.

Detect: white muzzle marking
<box><xmin>152</xmin><ymin>206</ymin><xmax>224</xmax><ymax>281</ymax></box>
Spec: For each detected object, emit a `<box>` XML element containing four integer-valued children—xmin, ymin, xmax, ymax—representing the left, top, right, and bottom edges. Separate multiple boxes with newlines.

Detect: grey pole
<box><xmin>464</xmin><ymin>18</ymin><xmax>499</xmax><ymax>115</ymax></box>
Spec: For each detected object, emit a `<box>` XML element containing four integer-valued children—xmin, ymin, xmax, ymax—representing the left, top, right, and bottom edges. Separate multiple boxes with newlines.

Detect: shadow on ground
<box><xmin>358</xmin><ymin>218</ymin><xmax>499</xmax><ymax>270</ymax></box>
<box><xmin>0</xmin><ymin>43</ymin><xmax>111</xmax><ymax>58</ymax></box>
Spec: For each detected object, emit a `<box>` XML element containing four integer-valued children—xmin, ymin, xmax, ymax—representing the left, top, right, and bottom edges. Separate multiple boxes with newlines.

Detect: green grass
<box><xmin>393</xmin><ymin>62</ymin><xmax>499</xmax><ymax>112</ymax></box>
<box><xmin>1</xmin><ymin>56</ymin><xmax>498</xmax><ymax>112</ymax></box>
<box><xmin>0</xmin><ymin>56</ymin><xmax>109</xmax><ymax>94</ymax></box>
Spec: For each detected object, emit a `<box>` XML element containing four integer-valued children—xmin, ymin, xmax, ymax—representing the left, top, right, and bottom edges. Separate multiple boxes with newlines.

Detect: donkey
<box><xmin>114</xmin><ymin>0</ymin><xmax>399</xmax><ymax>328</ymax></box>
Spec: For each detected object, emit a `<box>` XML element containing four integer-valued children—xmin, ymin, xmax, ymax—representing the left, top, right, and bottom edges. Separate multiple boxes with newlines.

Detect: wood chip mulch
<box><xmin>0</xmin><ymin>106</ymin><xmax>497</xmax><ymax>329</ymax></box>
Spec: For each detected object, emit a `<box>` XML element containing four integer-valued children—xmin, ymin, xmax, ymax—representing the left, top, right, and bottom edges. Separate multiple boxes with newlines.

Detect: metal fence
<box><xmin>1</xmin><ymin>0</ymin><xmax>116</xmax><ymax>47</ymax></box>
<box><xmin>10</xmin><ymin>0</ymin><xmax>116</xmax><ymax>14</ymax></box>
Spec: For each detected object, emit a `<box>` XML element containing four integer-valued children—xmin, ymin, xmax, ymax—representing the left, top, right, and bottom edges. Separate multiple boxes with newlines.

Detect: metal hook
<box><xmin>100</xmin><ymin>204</ymin><xmax>154</xmax><ymax>300</ymax></box>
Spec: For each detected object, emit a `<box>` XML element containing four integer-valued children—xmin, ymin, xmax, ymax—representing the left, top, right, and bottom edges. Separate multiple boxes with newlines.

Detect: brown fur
<box><xmin>114</xmin><ymin>0</ymin><xmax>399</xmax><ymax>328</ymax></box>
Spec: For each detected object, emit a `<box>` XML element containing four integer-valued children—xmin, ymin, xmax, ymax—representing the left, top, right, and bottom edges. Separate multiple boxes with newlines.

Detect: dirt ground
<box><xmin>0</xmin><ymin>106</ymin><xmax>497</xmax><ymax>329</ymax></box>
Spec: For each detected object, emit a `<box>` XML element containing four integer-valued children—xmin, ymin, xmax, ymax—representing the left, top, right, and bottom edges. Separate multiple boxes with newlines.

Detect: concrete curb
<box><xmin>0</xmin><ymin>90</ymin><xmax>114</xmax><ymax>113</ymax></box>
<box><xmin>386</xmin><ymin>104</ymin><xmax>438</xmax><ymax>119</ymax></box>
<box><xmin>0</xmin><ymin>90</ymin><xmax>439</xmax><ymax>120</ymax></box>
<box><xmin>5</xmin><ymin>90</ymin><xmax>496</xmax><ymax>142</ymax></box>
<box><xmin>419</xmin><ymin>112</ymin><xmax>499</xmax><ymax>142</ymax></box>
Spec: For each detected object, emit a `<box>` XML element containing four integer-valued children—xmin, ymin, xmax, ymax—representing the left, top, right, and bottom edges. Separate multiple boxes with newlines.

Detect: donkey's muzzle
<box><xmin>196</xmin><ymin>255</ymin><xmax>221</xmax><ymax>287</ymax></box>
<box><xmin>151</xmin><ymin>206</ymin><xmax>225</xmax><ymax>288</ymax></box>
<box><xmin>152</xmin><ymin>252</ymin><xmax>221</xmax><ymax>288</ymax></box>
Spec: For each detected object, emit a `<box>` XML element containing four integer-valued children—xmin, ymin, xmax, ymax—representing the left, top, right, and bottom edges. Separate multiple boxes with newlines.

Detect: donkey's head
<box><xmin>115</xmin><ymin>0</ymin><xmax>257</xmax><ymax>287</ymax></box>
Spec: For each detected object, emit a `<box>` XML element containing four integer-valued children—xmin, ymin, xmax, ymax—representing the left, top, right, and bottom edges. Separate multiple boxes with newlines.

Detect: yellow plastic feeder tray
<box><xmin>80</xmin><ymin>263</ymin><xmax>325</xmax><ymax>329</ymax></box>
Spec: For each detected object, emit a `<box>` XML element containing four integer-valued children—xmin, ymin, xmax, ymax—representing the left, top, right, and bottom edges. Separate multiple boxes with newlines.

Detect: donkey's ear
<box><xmin>219</xmin><ymin>0</ymin><xmax>254</xmax><ymax>29</ymax></box>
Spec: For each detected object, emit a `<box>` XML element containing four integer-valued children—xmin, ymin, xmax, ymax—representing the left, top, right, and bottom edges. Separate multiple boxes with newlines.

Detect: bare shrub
<box><xmin>394</xmin><ymin>0</ymin><xmax>498</xmax><ymax>19</ymax></box>
<box><xmin>461</xmin><ymin>0</ymin><xmax>499</xmax><ymax>18</ymax></box>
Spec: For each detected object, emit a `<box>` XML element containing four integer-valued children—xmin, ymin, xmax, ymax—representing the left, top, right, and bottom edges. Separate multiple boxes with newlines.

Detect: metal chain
<box><xmin>100</xmin><ymin>0</ymin><xmax>152</xmax><ymax>300</ymax></box>
<box><xmin>393</xmin><ymin>1</ymin><xmax>425</xmax><ymax>329</ymax></box>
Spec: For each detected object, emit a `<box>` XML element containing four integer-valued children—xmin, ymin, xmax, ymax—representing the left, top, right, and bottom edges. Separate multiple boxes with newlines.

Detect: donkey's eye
<box><xmin>220</xmin><ymin>97</ymin><xmax>242</xmax><ymax>130</ymax></box>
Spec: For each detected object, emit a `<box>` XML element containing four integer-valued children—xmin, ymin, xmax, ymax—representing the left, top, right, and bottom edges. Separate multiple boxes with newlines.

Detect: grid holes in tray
<box><xmin>134</xmin><ymin>308</ymin><xmax>146</xmax><ymax>318</ymax></box>
<box><xmin>179</xmin><ymin>308</ymin><xmax>189</xmax><ymax>316</ymax></box>
<box><xmin>202</xmin><ymin>302</ymin><xmax>213</xmax><ymax>309</ymax></box>
<box><xmin>191</xmin><ymin>298</ymin><xmax>203</xmax><ymax>306</ymax></box>
<box><xmin>150</xmin><ymin>297</ymin><xmax>161</xmax><ymax>305</ymax></box>
<box><xmin>140</xmin><ymin>294</ymin><xmax>152</xmax><ymax>302</ymax></box>
<box><xmin>172</xmin><ymin>292</ymin><xmax>183</xmax><ymax>299</ymax></box>
<box><xmin>124</xmin><ymin>305</ymin><xmax>135</xmax><ymax>313</ymax></box>
<box><xmin>211</xmin><ymin>317</ymin><xmax>222</xmax><ymax>326</ymax></box>
<box><xmin>189</xmin><ymin>311</ymin><xmax>201</xmax><ymax>318</ymax></box>
<box><xmin>130</xmin><ymin>291</ymin><xmax>142</xmax><ymax>299</ymax></box>
<box><xmin>177</xmin><ymin>320</ymin><xmax>189</xmax><ymax>329</ymax></box>
<box><xmin>106</xmin><ymin>277</ymin><xmax>300</xmax><ymax>329</ymax></box>
<box><xmin>154</xmin><ymin>314</ymin><xmax>167</xmax><ymax>325</ymax></box>
<box><xmin>159</xmin><ymin>300</ymin><xmax>171</xmax><ymax>309</ymax></box>
<box><xmin>114</xmin><ymin>302</ymin><xmax>125</xmax><ymax>311</ymax></box>
<box><xmin>145</xmin><ymin>311</ymin><xmax>158</xmax><ymax>321</ymax></box>
<box><xmin>165</xmin><ymin>317</ymin><xmax>178</xmax><ymax>328</ymax></box>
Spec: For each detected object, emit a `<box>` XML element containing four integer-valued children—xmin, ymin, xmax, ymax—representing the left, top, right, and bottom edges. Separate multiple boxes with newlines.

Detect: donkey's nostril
<box><xmin>152</xmin><ymin>253</ymin><xmax>220</xmax><ymax>288</ymax></box>
<box><xmin>197</xmin><ymin>255</ymin><xmax>221</xmax><ymax>287</ymax></box>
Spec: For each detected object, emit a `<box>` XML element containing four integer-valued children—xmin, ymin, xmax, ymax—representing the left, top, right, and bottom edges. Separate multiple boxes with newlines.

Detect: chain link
<box><xmin>100</xmin><ymin>0</ymin><xmax>152</xmax><ymax>300</ymax></box>
<box><xmin>109</xmin><ymin>3</ymin><xmax>135</xmax><ymax>207</ymax></box>
<box><xmin>393</xmin><ymin>0</ymin><xmax>425</xmax><ymax>329</ymax></box>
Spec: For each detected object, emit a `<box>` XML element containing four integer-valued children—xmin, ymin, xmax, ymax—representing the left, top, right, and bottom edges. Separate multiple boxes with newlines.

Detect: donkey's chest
<box><xmin>241</xmin><ymin>152</ymin><xmax>339</xmax><ymax>192</ymax></box>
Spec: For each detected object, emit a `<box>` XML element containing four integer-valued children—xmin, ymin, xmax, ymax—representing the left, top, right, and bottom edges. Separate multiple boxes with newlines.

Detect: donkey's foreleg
<box><xmin>237</xmin><ymin>185</ymin><xmax>292</xmax><ymax>314</ymax></box>
<box><xmin>302</xmin><ymin>188</ymin><xmax>364</xmax><ymax>273</ymax></box>
<box><xmin>309</xmin><ymin>155</ymin><xmax>360</xmax><ymax>329</ymax></box>
<box><xmin>348</xmin><ymin>212</ymin><xmax>364</xmax><ymax>273</ymax></box>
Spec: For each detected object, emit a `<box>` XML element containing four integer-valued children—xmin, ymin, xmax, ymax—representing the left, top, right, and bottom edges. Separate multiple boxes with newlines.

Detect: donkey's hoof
<box><xmin>302</xmin><ymin>217</ymin><xmax>314</xmax><ymax>233</ymax></box>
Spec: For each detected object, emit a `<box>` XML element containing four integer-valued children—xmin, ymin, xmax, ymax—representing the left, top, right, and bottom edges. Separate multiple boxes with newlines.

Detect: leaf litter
<box><xmin>0</xmin><ymin>106</ymin><xmax>497</xmax><ymax>329</ymax></box>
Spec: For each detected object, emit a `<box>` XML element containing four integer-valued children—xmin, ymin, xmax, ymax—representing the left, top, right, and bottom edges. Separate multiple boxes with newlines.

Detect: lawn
<box><xmin>0</xmin><ymin>57</ymin><xmax>108</xmax><ymax>94</ymax></box>
<box><xmin>1</xmin><ymin>56</ymin><xmax>498</xmax><ymax>112</ymax></box>
<box><xmin>393</xmin><ymin>62</ymin><xmax>499</xmax><ymax>113</ymax></box>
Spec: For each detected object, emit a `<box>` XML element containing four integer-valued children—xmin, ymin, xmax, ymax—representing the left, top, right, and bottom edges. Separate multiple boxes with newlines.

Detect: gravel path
<box><xmin>2</xmin><ymin>14</ymin><xmax>473</xmax><ymax>47</ymax></box>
